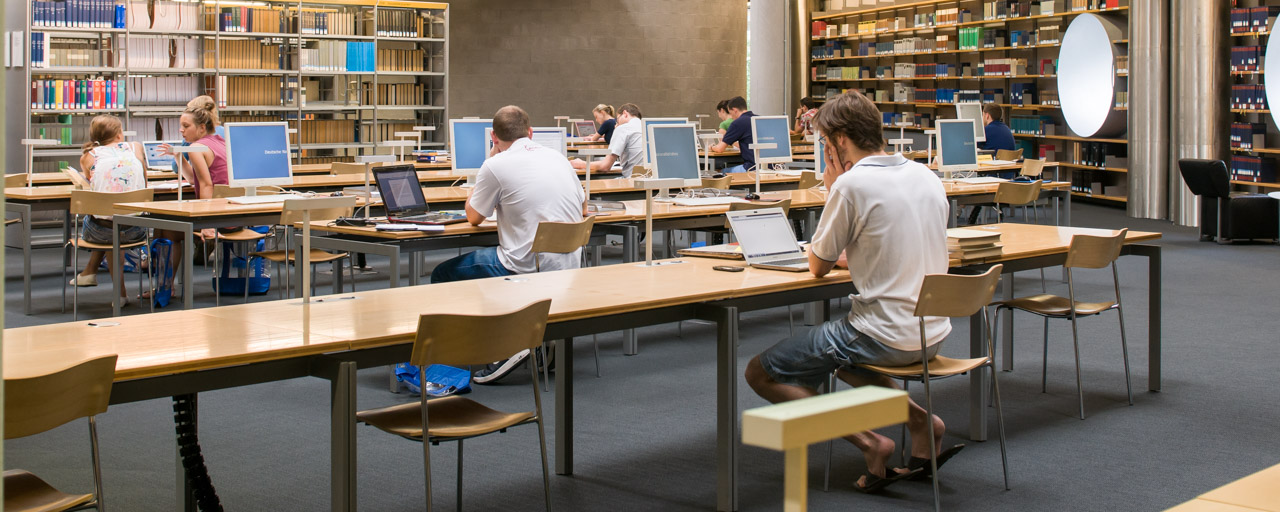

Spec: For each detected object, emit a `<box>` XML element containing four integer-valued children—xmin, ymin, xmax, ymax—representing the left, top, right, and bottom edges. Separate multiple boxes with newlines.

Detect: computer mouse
<box><xmin>332</xmin><ymin>191</ymin><xmax>344</xmax><ymax>197</ymax></box>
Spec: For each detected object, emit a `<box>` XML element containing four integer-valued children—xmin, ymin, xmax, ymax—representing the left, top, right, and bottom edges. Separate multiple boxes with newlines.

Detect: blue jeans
<box><xmin>430</xmin><ymin>246</ymin><xmax>513</xmax><ymax>283</ymax></box>
<box><xmin>758</xmin><ymin>318</ymin><xmax>940</xmax><ymax>390</ymax></box>
<box><xmin>725</xmin><ymin>164</ymin><xmax>748</xmax><ymax>174</ymax></box>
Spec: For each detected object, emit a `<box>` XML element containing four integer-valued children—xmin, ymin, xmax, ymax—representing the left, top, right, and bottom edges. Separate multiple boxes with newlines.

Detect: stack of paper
<box><xmin>947</xmin><ymin>228</ymin><xmax>1002</xmax><ymax>261</ymax></box>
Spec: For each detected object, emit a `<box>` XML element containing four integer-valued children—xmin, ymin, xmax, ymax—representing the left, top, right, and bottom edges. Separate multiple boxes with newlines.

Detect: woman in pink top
<box><xmin>154</xmin><ymin>106</ymin><xmax>228</xmax><ymax>291</ymax></box>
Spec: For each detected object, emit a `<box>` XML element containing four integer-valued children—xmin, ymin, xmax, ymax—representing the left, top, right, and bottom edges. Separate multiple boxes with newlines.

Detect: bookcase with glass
<box><xmin>26</xmin><ymin>0</ymin><xmax>448</xmax><ymax>173</ymax></box>
<box><xmin>1228</xmin><ymin>0</ymin><xmax>1280</xmax><ymax>191</ymax></box>
<box><xmin>809</xmin><ymin>0</ymin><xmax>1130</xmax><ymax>203</ymax></box>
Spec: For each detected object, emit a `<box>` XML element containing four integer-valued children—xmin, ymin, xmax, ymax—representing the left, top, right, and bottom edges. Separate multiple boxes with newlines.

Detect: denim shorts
<box><xmin>80</xmin><ymin>216</ymin><xmax>146</xmax><ymax>246</ymax></box>
<box><xmin>758</xmin><ymin>318</ymin><xmax>941</xmax><ymax>390</ymax></box>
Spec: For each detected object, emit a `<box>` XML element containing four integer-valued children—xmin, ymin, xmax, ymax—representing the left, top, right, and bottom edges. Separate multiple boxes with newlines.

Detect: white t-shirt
<box><xmin>468</xmin><ymin>137</ymin><xmax>586</xmax><ymax>274</ymax></box>
<box><xmin>808</xmin><ymin>154</ymin><xmax>952</xmax><ymax>352</ymax></box>
<box><xmin>608</xmin><ymin>118</ymin><xmax>646</xmax><ymax>178</ymax></box>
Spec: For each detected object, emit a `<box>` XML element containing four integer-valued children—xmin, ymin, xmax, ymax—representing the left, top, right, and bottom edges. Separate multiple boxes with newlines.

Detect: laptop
<box><xmin>142</xmin><ymin>141</ymin><xmax>180</xmax><ymax>171</ymax></box>
<box><xmin>725</xmin><ymin>208</ymin><xmax>809</xmax><ymax>272</ymax></box>
<box><xmin>372</xmin><ymin>165</ymin><xmax>466</xmax><ymax>225</ymax></box>
<box><xmin>574</xmin><ymin>120</ymin><xmax>597</xmax><ymax>138</ymax></box>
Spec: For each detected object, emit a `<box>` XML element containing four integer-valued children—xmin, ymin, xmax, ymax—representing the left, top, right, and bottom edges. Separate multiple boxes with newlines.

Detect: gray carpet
<box><xmin>6</xmin><ymin>202</ymin><xmax>1280</xmax><ymax>511</ymax></box>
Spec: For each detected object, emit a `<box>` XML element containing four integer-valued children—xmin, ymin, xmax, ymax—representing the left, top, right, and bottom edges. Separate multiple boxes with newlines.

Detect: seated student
<box><xmin>716</xmin><ymin>99</ymin><xmax>733</xmax><ymax>135</ymax></box>
<box><xmin>792</xmin><ymin>97</ymin><xmax>819</xmax><ymax>136</ymax></box>
<box><xmin>744</xmin><ymin>90</ymin><xmax>957</xmax><ymax>494</ymax></box>
<box><xmin>570</xmin><ymin>103</ymin><xmax>646</xmax><ymax>178</ymax></box>
<box><xmin>584</xmin><ymin>104</ymin><xmax>617</xmax><ymax>143</ymax></box>
<box><xmin>154</xmin><ymin>106</ymin><xmax>227</xmax><ymax>288</ymax></box>
<box><xmin>979</xmin><ymin>103</ymin><xmax>1015</xmax><ymax>152</ymax></box>
<box><xmin>186</xmin><ymin>95</ymin><xmax>226</xmax><ymax>138</ymax></box>
<box><xmin>68</xmin><ymin>115</ymin><xmax>149</xmax><ymax>298</ymax></box>
<box><xmin>711</xmin><ymin>96</ymin><xmax>755</xmax><ymax>173</ymax></box>
<box><xmin>431</xmin><ymin>105</ymin><xmax>586</xmax><ymax>384</ymax></box>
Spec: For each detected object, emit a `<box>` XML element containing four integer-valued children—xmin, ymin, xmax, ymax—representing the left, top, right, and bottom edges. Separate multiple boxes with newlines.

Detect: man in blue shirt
<box><xmin>711</xmin><ymin>96</ymin><xmax>755</xmax><ymax>173</ymax></box>
<box><xmin>979</xmin><ymin>103</ymin><xmax>1015</xmax><ymax>152</ymax></box>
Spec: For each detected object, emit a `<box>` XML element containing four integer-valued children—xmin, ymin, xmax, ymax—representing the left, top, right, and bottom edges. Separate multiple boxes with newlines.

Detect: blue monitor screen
<box><xmin>752</xmin><ymin>116</ymin><xmax>793</xmax><ymax>163</ymax></box>
<box><xmin>815</xmin><ymin>134</ymin><xmax>825</xmax><ymax>176</ymax></box>
<box><xmin>225</xmin><ymin>124</ymin><xmax>292</xmax><ymax>181</ymax></box>
<box><xmin>643</xmin><ymin>118</ymin><xmax>689</xmax><ymax>162</ymax></box>
<box><xmin>451</xmin><ymin>120</ymin><xmax>492</xmax><ymax>171</ymax></box>
<box><xmin>939</xmin><ymin>121</ymin><xmax>977</xmax><ymax>166</ymax></box>
<box><xmin>651</xmin><ymin>125</ymin><xmax>699</xmax><ymax>181</ymax></box>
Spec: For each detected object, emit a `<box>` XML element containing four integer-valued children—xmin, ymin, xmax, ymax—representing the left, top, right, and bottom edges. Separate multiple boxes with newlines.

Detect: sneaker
<box><xmin>69</xmin><ymin>273</ymin><xmax>98</xmax><ymax>287</ymax></box>
<box><xmin>472</xmin><ymin>349</ymin><xmax>530</xmax><ymax>384</ymax></box>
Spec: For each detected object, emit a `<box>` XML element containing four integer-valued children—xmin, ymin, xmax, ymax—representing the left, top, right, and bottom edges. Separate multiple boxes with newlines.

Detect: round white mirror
<box><xmin>1057</xmin><ymin>14</ymin><xmax>1126</xmax><ymax>137</ymax></box>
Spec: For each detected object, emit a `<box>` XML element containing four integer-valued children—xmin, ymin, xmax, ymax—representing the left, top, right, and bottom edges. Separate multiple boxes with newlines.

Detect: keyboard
<box><xmin>226</xmin><ymin>193</ymin><xmax>305</xmax><ymax>205</ymax></box>
<box><xmin>391</xmin><ymin>211</ymin><xmax>467</xmax><ymax>225</ymax></box>
<box><xmin>979</xmin><ymin>159</ymin><xmax>1017</xmax><ymax>166</ymax></box>
<box><xmin>764</xmin><ymin>257</ymin><xmax>808</xmax><ymax>266</ymax></box>
<box><xmin>672</xmin><ymin>197</ymin><xmax>748</xmax><ymax>207</ymax></box>
<box><xmin>751</xmin><ymin>256</ymin><xmax>810</xmax><ymax>272</ymax></box>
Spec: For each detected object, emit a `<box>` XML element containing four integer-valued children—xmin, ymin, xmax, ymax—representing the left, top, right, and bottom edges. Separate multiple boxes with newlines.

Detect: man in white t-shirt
<box><xmin>743</xmin><ymin>90</ymin><xmax>956</xmax><ymax>494</ymax></box>
<box><xmin>570</xmin><ymin>103</ymin><xmax>645</xmax><ymax>178</ymax></box>
<box><xmin>430</xmin><ymin>105</ymin><xmax>586</xmax><ymax>382</ymax></box>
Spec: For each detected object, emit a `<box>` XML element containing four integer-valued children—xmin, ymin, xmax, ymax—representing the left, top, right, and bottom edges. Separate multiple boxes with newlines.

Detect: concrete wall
<box><xmin>448</xmin><ymin>0</ymin><xmax>747</xmax><ymax>125</ymax></box>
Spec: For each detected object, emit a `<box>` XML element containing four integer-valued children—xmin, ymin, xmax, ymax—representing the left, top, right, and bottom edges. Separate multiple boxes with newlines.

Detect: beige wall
<box><xmin>448</xmin><ymin>0</ymin><xmax>748</xmax><ymax>126</ymax></box>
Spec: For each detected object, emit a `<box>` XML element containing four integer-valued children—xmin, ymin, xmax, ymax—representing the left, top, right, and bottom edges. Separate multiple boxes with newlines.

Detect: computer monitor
<box><xmin>531</xmin><ymin>127</ymin><xmax>568</xmax><ymax>157</ymax></box>
<box><xmin>749</xmin><ymin>115</ymin><xmax>793</xmax><ymax>165</ymax></box>
<box><xmin>224</xmin><ymin>122</ymin><xmax>293</xmax><ymax>189</ymax></box>
<box><xmin>647</xmin><ymin>123</ymin><xmax>702</xmax><ymax>188</ymax></box>
<box><xmin>641</xmin><ymin>117</ymin><xmax>690</xmax><ymax>163</ymax></box>
<box><xmin>450</xmin><ymin>118</ymin><xmax>492</xmax><ymax>184</ymax></box>
<box><xmin>955</xmin><ymin>103</ymin><xmax>986</xmax><ymax>143</ymax></box>
<box><xmin>574</xmin><ymin>120</ymin><xmax>597</xmax><ymax>138</ymax></box>
<box><xmin>372</xmin><ymin>164</ymin><xmax>428</xmax><ymax>216</ymax></box>
<box><xmin>937</xmin><ymin>119</ymin><xmax>979</xmax><ymax>177</ymax></box>
<box><xmin>142</xmin><ymin>140</ymin><xmax>179</xmax><ymax>171</ymax></box>
<box><xmin>815</xmin><ymin>131</ymin><xmax>825</xmax><ymax>177</ymax></box>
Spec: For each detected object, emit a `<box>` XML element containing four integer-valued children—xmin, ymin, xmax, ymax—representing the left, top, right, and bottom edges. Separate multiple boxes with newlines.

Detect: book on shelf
<box><xmin>203</xmin><ymin>5</ymin><xmax>286</xmax><ymax>33</ymax></box>
<box><xmin>291</xmin><ymin>8</ymin><xmax>356</xmax><ymax>36</ymax></box>
<box><xmin>1230</xmin><ymin>155</ymin><xmax>1277</xmax><ymax>183</ymax></box>
<box><xmin>31</xmin><ymin>78</ymin><xmax>123</xmax><ymax>110</ymax></box>
<box><xmin>31</xmin><ymin>0</ymin><xmax>126</xmax><ymax>29</ymax></box>
<box><xmin>205</xmin><ymin>39</ymin><xmax>285</xmax><ymax>70</ymax></box>
<box><xmin>123</xmin><ymin>36</ymin><xmax>198</xmax><ymax>69</ymax></box>
<box><xmin>1230</xmin><ymin>46</ymin><xmax>1262</xmax><ymax>72</ymax></box>
<box><xmin>1231</xmin><ymin>84</ymin><xmax>1268</xmax><ymax>111</ymax></box>
<box><xmin>31</xmin><ymin>35</ymin><xmax>118</xmax><ymax>68</ymax></box>
<box><xmin>373</xmin><ymin>8</ymin><xmax>425</xmax><ymax>38</ymax></box>
<box><xmin>1231</xmin><ymin>123</ymin><xmax>1267</xmax><ymax>151</ymax></box>
<box><xmin>126</xmin><ymin>76</ymin><xmax>198</xmax><ymax>105</ymax></box>
<box><xmin>146</xmin><ymin>0</ymin><xmax>200</xmax><ymax>31</ymax></box>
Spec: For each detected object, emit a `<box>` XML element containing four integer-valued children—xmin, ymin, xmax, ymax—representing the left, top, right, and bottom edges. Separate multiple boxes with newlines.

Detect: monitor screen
<box><xmin>815</xmin><ymin>131</ymin><xmax>825</xmax><ymax>176</ymax></box>
<box><xmin>449</xmin><ymin>119</ymin><xmax>493</xmax><ymax>174</ymax></box>
<box><xmin>750</xmin><ymin>115</ymin><xmax>793</xmax><ymax>164</ymax></box>
<box><xmin>574</xmin><ymin>120</ymin><xmax>596</xmax><ymax>137</ymax></box>
<box><xmin>224</xmin><ymin>122</ymin><xmax>293</xmax><ymax>187</ymax></box>
<box><xmin>955</xmin><ymin>103</ymin><xmax>986</xmax><ymax>142</ymax></box>
<box><xmin>531</xmin><ymin>127</ymin><xmax>567</xmax><ymax>156</ymax></box>
<box><xmin>648</xmin><ymin>123</ymin><xmax>700</xmax><ymax>185</ymax></box>
<box><xmin>373</xmin><ymin>164</ymin><xmax>426</xmax><ymax>214</ymax></box>
<box><xmin>938</xmin><ymin>119</ymin><xmax>978</xmax><ymax>171</ymax></box>
<box><xmin>641</xmin><ymin>117</ymin><xmax>690</xmax><ymax>163</ymax></box>
<box><xmin>143</xmin><ymin>141</ymin><xmax>179</xmax><ymax>171</ymax></box>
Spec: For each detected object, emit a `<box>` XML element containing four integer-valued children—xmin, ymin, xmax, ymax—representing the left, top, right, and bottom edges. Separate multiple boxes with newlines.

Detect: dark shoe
<box><xmin>472</xmin><ymin>349</ymin><xmax>530</xmax><ymax>384</ymax></box>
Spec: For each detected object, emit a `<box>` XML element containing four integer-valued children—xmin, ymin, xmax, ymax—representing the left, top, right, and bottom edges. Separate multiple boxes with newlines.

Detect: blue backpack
<box><xmin>212</xmin><ymin>227</ymin><xmax>271</xmax><ymax>296</ymax></box>
<box><xmin>394</xmin><ymin>364</ymin><xmax>471</xmax><ymax>397</ymax></box>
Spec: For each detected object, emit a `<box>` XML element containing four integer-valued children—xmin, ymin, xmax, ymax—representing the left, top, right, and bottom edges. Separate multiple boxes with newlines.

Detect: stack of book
<box><xmin>947</xmin><ymin>228</ymin><xmax>1003</xmax><ymax>262</ymax></box>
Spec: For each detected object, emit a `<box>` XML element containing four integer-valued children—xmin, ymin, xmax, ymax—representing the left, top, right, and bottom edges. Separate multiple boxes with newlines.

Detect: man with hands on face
<box><xmin>743</xmin><ymin>90</ymin><xmax>959</xmax><ymax>494</ymax></box>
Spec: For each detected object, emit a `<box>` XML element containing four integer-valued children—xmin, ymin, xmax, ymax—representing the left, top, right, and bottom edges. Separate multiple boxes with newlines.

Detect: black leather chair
<box><xmin>1178</xmin><ymin>159</ymin><xmax>1279</xmax><ymax>243</ymax></box>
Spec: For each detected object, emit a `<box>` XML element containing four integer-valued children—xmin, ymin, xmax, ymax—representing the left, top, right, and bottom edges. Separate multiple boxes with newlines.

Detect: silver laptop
<box><xmin>725</xmin><ymin>208</ymin><xmax>809</xmax><ymax>272</ymax></box>
<box><xmin>143</xmin><ymin>141</ymin><xmax>180</xmax><ymax>171</ymax></box>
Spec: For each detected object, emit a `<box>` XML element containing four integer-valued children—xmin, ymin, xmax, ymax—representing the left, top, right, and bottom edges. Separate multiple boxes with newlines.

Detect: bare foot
<box><xmin>853</xmin><ymin>431</ymin><xmax>896</xmax><ymax>489</ymax></box>
<box><xmin>908</xmin><ymin>413</ymin><xmax>946</xmax><ymax>460</ymax></box>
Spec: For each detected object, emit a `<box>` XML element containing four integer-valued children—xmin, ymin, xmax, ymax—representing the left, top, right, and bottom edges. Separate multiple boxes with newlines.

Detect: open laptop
<box><xmin>725</xmin><ymin>208</ymin><xmax>809</xmax><ymax>272</ymax></box>
<box><xmin>372</xmin><ymin>165</ymin><xmax>466</xmax><ymax>225</ymax></box>
<box><xmin>142</xmin><ymin>141</ymin><xmax>179</xmax><ymax>171</ymax></box>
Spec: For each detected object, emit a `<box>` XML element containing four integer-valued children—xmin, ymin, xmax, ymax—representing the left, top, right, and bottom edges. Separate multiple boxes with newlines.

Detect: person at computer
<box><xmin>569</xmin><ymin>103</ymin><xmax>646</xmax><ymax>178</ymax></box>
<box><xmin>710</xmin><ymin>96</ymin><xmax>755</xmax><ymax>173</ymax></box>
<box><xmin>716</xmin><ymin>99</ymin><xmax>733</xmax><ymax>135</ymax></box>
<box><xmin>743</xmin><ymin>90</ymin><xmax>960</xmax><ymax>494</ymax></box>
<box><xmin>431</xmin><ymin>105</ymin><xmax>586</xmax><ymax>384</ymax></box>
<box><xmin>979</xmin><ymin>103</ymin><xmax>1015</xmax><ymax>152</ymax></box>
<box><xmin>186</xmin><ymin>95</ymin><xmax>226</xmax><ymax>138</ymax></box>
<box><xmin>153</xmin><ymin>106</ymin><xmax>228</xmax><ymax>291</ymax></box>
<box><xmin>68</xmin><ymin>115</ymin><xmax>149</xmax><ymax>299</ymax></box>
<box><xmin>583</xmin><ymin>104</ymin><xmax>617</xmax><ymax>143</ymax></box>
<box><xmin>791</xmin><ymin>96</ymin><xmax>819</xmax><ymax>136</ymax></box>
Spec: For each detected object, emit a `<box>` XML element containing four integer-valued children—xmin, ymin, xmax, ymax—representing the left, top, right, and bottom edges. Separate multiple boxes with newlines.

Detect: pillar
<box><xmin>1169</xmin><ymin>0</ymin><xmax>1229</xmax><ymax>226</ymax></box>
<box><xmin>1129</xmin><ymin>0</ymin><xmax>1169</xmax><ymax>219</ymax></box>
<box><xmin>749</xmin><ymin>0</ymin><xmax>788</xmax><ymax>115</ymax></box>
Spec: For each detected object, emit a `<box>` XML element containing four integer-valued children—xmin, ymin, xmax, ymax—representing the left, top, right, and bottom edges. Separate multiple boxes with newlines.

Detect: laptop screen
<box><xmin>373</xmin><ymin>165</ymin><xmax>427</xmax><ymax>214</ymax></box>
<box><xmin>143</xmin><ymin>141</ymin><xmax>179</xmax><ymax>171</ymax></box>
<box><xmin>730</xmin><ymin>210</ymin><xmax>802</xmax><ymax>260</ymax></box>
<box><xmin>574</xmin><ymin>120</ymin><xmax>596</xmax><ymax>137</ymax></box>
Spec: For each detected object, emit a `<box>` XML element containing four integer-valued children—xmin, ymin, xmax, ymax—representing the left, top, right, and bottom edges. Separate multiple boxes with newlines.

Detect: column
<box><xmin>1129</xmin><ymin>0</ymin><xmax>1170</xmax><ymax>220</ymax></box>
<box><xmin>1169</xmin><ymin>0</ymin><xmax>1229</xmax><ymax>226</ymax></box>
<box><xmin>749</xmin><ymin>0</ymin><xmax>788</xmax><ymax>115</ymax></box>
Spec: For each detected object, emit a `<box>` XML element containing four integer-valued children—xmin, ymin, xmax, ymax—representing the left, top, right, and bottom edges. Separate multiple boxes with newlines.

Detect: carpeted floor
<box><xmin>5</xmin><ymin>202</ymin><xmax>1280</xmax><ymax>511</ymax></box>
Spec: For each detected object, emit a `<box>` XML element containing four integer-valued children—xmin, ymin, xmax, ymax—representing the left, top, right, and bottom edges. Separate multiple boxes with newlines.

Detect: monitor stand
<box><xmin>652</xmin><ymin>187</ymin><xmax>675</xmax><ymax>203</ymax></box>
<box><xmin>459</xmin><ymin>174</ymin><xmax>478</xmax><ymax>188</ymax></box>
<box><xmin>244</xmin><ymin>186</ymin><xmax>260</xmax><ymax>197</ymax></box>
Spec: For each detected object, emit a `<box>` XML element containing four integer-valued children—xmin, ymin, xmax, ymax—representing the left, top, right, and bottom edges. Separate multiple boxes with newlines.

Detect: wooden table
<box><xmin>1166</xmin><ymin>463</ymin><xmax>1280</xmax><ymax>511</ymax></box>
<box><xmin>6</xmin><ymin>170</ymin><xmax>178</xmax><ymax>185</ymax></box>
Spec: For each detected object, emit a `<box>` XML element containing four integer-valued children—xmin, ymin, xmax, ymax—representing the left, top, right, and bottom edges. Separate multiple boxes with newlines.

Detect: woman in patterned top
<box><xmin>69</xmin><ymin>115</ymin><xmax>149</xmax><ymax>296</ymax></box>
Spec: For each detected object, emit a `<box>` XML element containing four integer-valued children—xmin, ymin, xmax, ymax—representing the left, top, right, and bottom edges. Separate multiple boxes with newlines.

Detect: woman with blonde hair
<box><xmin>69</xmin><ymin>115</ymin><xmax>148</xmax><ymax>294</ymax></box>
<box><xmin>584</xmin><ymin>103</ymin><xmax>617</xmax><ymax>143</ymax></box>
<box><xmin>185</xmin><ymin>95</ymin><xmax>225</xmax><ymax>137</ymax></box>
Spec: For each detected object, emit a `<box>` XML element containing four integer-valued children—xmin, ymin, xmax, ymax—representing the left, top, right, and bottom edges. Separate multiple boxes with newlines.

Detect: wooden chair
<box><xmin>251</xmin><ymin>196</ymin><xmax>359</xmax><ymax>299</ymax></box>
<box><xmin>1019</xmin><ymin>158</ymin><xmax>1046</xmax><ymax>178</ymax></box>
<box><xmin>5</xmin><ymin>175</ymin><xmax>27</xmax><ymax>227</ymax></box>
<box><xmin>827</xmin><ymin>265</ymin><xmax>1009</xmax><ymax>511</ymax></box>
<box><xmin>797</xmin><ymin>171</ymin><xmax>822</xmax><ymax>190</ymax></box>
<box><xmin>63</xmin><ymin>189</ymin><xmax>156</xmax><ymax>320</ymax></box>
<box><xmin>995</xmin><ymin>148</ymin><xmax>1024</xmax><ymax>162</ymax></box>
<box><xmin>701</xmin><ymin>175</ymin><xmax>731</xmax><ymax>190</ymax></box>
<box><xmin>211</xmin><ymin>185</ymin><xmax>269</xmax><ymax>305</ymax></box>
<box><xmin>531</xmin><ymin>217</ymin><xmax>599</xmax><ymax>384</ymax></box>
<box><xmin>992</xmin><ymin>229</ymin><xmax>1132</xmax><ymax>420</ymax></box>
<box><xmin>331</xmin><ymin>162</ymin><xmax>367</xmax><ymax>175</ymax></box>
<box><xmin>5</xmin><ymin>354</ymin><xmax>118</xmax><ymax>512</ymax></box>
<box><xmin>986</xmin><ymin>180</ymin><xmax>1043</xmax><ymax>224</ymax></box>
<box><xmin>356</xmin><ymin>300</ymin><xmax>553</xmax><ymax>512</ymax></box>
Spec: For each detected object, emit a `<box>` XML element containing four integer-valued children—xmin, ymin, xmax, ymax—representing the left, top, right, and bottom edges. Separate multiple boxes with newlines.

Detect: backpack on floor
<box><xmin>211</xmin><ymin>227</ymin><xmax>271</xmax><ymax>296</ymax></box>
<box><xmin>394</xmin><ymin>363</ymin><xmax>471</xmax><ymax>397</ymax></box>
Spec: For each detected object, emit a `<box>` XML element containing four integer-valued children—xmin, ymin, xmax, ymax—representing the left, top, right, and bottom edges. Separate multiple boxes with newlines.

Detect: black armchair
<box><xmin>1178</xmin><ymin>159</ymin><xmax>1278</xmax><ymax>243</ymax></box>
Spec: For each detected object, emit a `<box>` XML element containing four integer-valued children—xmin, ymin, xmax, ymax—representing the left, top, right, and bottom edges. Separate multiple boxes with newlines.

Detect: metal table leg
<box><xmin>969</xmin><ymin>309</ymin><xmax>989</xmax><ymax>442</ymax></box>
<box><xmin>698</xmin><ymin>305</ymin><xmax>740</xmax><ymax>512</ymax></box>
<box><xmin>622</xmin><ymin>225</ymin><xmax>639</xmax><ymax>355</ymax></box>
<box><xmin>555</xmin><ymin>337</ymin><xmax>574</xmax><ymax>475</ymax></box>
<box><xmin>331</xmin><ymin>361</ymin><xmax>357</xmax><ymax>512</ymax></box>
<box><xmin>1001</xmin><ymin>275</ymin><xmax>1014</xmax><ymax>372</ymax></box>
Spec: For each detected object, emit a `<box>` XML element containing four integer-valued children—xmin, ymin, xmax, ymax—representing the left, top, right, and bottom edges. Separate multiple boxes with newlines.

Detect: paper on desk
<box><xmin>374</xmin><ymin>223</ymin><xmax>445</xmax><ymax>232</ymax></box>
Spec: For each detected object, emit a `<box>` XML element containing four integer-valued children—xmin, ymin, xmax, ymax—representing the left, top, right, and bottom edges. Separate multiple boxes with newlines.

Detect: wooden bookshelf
<box><xmin>810</xmin><ymin>0</ymin><xmax>1131</xmax><ymax>204</ymax></box>
<box><xmin>1227</xmin><ymin>1</ymin><xmax>1280</xmax><ymax>187</ymax></box>
<box><xmin>24</xmin><ymin>0</ymin><xmax>449</xmax><ymax>172</ymax></box>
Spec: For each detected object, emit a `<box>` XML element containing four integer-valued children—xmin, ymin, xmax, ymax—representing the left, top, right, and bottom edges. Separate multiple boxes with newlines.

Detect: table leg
<box><xmin>112</xmin><ymin>223</ymin><xmax>122</xmax><ymax>316</ymax></box>
<box><xmin>331</xmin><ymin>361</ymin><xmax>357</xmax><ymax>512</ymax></box>
<box><xmin>784</xmin><ymin>448</ymin><xmax>807</xmax><ymax>512</ymax></box>
<box><xmin>1139</xmin><ymin>245</ymin><xmax>1162</xmax><ymax>391</ymax></box>
<box><xmin>20</xmin><ymin>205</ymin><xmax>32</xmax><ymax>315</ymax></box>
<box><xmin>389</xmin><ymin>246</ymin><xmax>401</xmax><ymax>288</ymax></box>
<box><xmin>949</xmin><ymin>198</ymin><xmax>960</xmax><ymax>228</ymax></box>
<box><xmin>555</xmin><ymin>337</ymin><xmax>574</xmax><ymax>475</ymax></box>
<box><xmin>409</xmin><ymin>251</ymin><xmax>421</xmax><ymax>286</ymax></box>
<box><xmin>176</xmin><ymin>394</ymin><xmax>197</xmax><ymax>512</ymax></box>
<box><xmin>969</xmin><ymin>310</ymin><xmax>989</xmax><ymax>442</ymax></box>
<box><xmin>1001</xmin><ymin>275</ymin><xmax>1014</xmax><ymax>372</ymax></box>
<box><xmin>622</xmin><ymin>225</ymin><xmax>639</xmax><ymax>355</ymax></box>
<box><xmin>183</xmin><ymin>228</ymin><xmax>194</xmax><ymax>309</ymax></box>
<box><xmin>711</xmin><ymin>305</ymin><xmax>740</xmax><ymax>512</ymax></box>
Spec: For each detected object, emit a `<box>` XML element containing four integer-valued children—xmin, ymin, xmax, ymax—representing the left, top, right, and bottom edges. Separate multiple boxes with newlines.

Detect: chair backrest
<box><xmin>1019</xmin><ymin>158</ymin><xmax>1046</xmax><ymax>178</ymax></box>
<box><xmin>280</xmin><ymin>196</ymin><xmax>358</xmax><ymax>225</ymax></box>
<box><xmin>797</xmin><ymin>171</ymin><xmax>821</xmax><ymax>189</ymax></box>
<box><xmin>531</xmin><ymin>217</ymin><xmax>595</xmax><ymax>256</ymax></box>
<box><xmin>331</xmin><ymin>162</ymin><xmax>367</xmax><ymax>175</ymax></box>
<box><xmin>701</xmin><ymin>175</ymin><xmax>731</xmax><ymax>190</ymax></box>
<box><xmin>6</xmin><ymin>355</ymin><xmax>117</xmax><ymax>440</ymax></box>
<box><xmin>727</xmin><ymin>199</ymin><xmax>791</xmax><ymax>228</ymax></box>
<box><xmin>994</xmin><ymin>180</ymin><xmax>1042</xmax><ymax>206</ymax></box>
<box><xmin>995</xmin><ymin>148</ymin><xmax>1023</xmax><ymax>161</ymax></box>
<box><xmin>212</xmin><ymin>184</ymin><xmax>247</xmax><ymax>198</ymax></box>
<box><xmin>913</xmin><ymin>265</ymin><xmax>1003</xmax><ymax>319</ymax></box>
<box><xmin>69</xmin><ymin>189</ymin><xmax>156</xmax><ymax>217</ymax></box>
<box><xmin>410</xmin><ymin>300</ymin><xmax>552</xmax><ymax>367</ymax></box>
<box><xmin>1064</xmin><ymin>228</ymin><xmax>1128</xmax><ymax>269</ymax></box>
<box><xmin>1178</xmin><ymin>159</ymin><xmax>1230</xmax><ymax>199</ymax></box>
<box><xmin>5</xmin><ymin>174</ymin><xmax>28</xmax><ymax>188</ymax></box>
